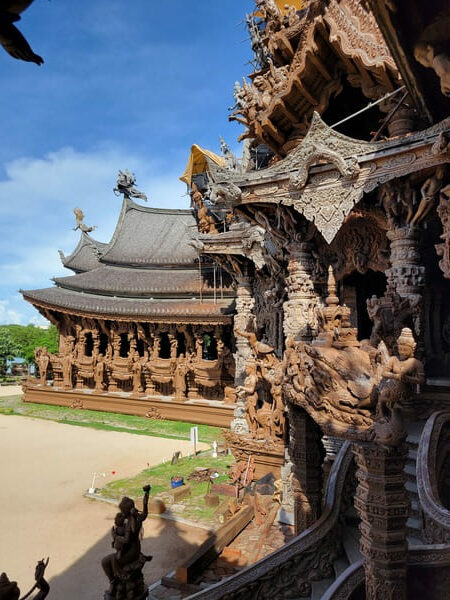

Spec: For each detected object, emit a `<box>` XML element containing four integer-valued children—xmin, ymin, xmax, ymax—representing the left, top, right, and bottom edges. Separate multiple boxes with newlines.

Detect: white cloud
<box><xmin>0</xmin><ymin>145</ymin><xmax>188</xmax><ymax>324</ymax></box>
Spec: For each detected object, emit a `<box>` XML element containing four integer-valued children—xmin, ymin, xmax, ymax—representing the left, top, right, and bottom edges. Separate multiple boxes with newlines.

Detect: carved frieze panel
<box><xmin>209</xmin><ymin>114</ymin><xmax>450</xmax><ymax>244</ymax></box>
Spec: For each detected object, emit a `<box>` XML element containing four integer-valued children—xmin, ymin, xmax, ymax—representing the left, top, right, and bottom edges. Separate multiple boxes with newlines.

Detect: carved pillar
<box><xmin>353</xmin><ymin>442</ymin><xmax>409</xmax><ymax>600</ymax></box>
<box><xmin>283</xmin><ymin>242</ymin><xmax>318</xmax><ymax>342</ymax></box>
<box><xmin>231</xmin><ymin>276</ymin><xmax>255</xmax><ymax>434</ymax></box>
<box><xmin>386</xmin><ymin>225</ymin><xmax>425</xmax><ymax>349</ymax></box>
<box><xmin>287</xmin><ymin>404</ymin><xmax>325</xmax><ymax>534</ymax></box>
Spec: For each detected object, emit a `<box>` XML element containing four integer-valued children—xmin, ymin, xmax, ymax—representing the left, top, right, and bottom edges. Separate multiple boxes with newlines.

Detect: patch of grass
<box><xmin>99</xmin><ymin>452</ymin><xmax>234</xmax><ymax>525</ymax></box>
<box><xmin>0</xmin><ymin>395</ymin><xmax>222</xmax><ymax>443</ymax></box>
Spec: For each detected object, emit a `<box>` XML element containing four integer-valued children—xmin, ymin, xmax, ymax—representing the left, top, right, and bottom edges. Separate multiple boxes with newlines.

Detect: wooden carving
<box><xmin>436</xmin><ymin>183</ymin><xmax>450</xmax><ymax>279</ymax></box>
<box><xmin>284</xmin><ymin>271</ymin><xmax>424</xmax><ymax>447</ymax></box>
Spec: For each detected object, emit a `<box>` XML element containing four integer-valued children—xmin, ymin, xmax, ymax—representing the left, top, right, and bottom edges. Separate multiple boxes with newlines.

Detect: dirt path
<box><xmin>0</xmin><ymin>414</ymin><xmax>209</xmax><ymax>599</ymax></box>
<box><xmin>0</xmin><ymin>384</ymin><xmax>23</xmax><ymax>396</ymax></box>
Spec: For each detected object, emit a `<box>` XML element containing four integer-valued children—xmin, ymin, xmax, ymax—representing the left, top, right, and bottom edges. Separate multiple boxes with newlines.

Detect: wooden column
<box><xmin>231</xmin><ymin>276</ymin><xmax>255</xmax><ymax>434</ymax></box>
<box><xmin>283</xmin><ymin>241</ymin><xmax>318</xmax><ymax>342</ymax></box>
<box><xmin>287</xmin><ymin>404</ymin><xmax>325</xmax><ymax>534</ymax></box>
<box><xmin>353</xmin><ymin>442</ymin><xmax>409</xmax><ymax>600</ymax></box>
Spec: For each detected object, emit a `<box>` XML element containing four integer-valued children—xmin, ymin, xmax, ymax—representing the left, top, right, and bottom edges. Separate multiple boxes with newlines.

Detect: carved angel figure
<box><xmin>113</xmin><ymin>170</ymin><xmax>148</xmax><ymax>202</ymax></box>
<box><xmin>73</xmin><ymin>208</ymin><xmax>97</xmax><ymax>233</ymax></box>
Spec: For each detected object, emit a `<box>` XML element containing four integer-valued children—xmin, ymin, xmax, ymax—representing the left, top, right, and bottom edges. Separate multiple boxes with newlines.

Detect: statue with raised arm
<box><xmin>102</xmin><ymin>485</ymin><xmax>152</xmax><ymax>600</ymax></box>
<box><xmin>73</xmin><ymin>208</ymin><xmax>97</xmax><ymax>233</ymax></box>
<box><xmin>113</xmin><ymin>170</ymin><xmax>148</xmax><ymax>202</ymax></box>
<box><xmin>0</xmin><ymin>558</ymin><xmax>50</xmax><ymax>600</ymax></box>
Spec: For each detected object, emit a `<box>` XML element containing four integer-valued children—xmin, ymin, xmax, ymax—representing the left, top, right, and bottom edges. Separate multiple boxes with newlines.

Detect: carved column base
<box><xmin>353</xmin><ymin>442</ymin><xmax>409</xmax><ymax>600</ymax></box>
<box><xmin>288</xmin><ymin>403</ymin><xmax>325</xmax><ymax>534</ymax></box>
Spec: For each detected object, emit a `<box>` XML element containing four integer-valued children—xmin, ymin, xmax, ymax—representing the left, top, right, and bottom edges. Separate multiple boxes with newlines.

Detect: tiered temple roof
<box><xmin>23</xmin><ymin>199</ymin><xmax>235</xmax><ymax>323</ymax></box>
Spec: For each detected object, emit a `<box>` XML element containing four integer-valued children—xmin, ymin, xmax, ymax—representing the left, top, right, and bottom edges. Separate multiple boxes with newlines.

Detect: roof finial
<box><xmin>326</xmin><ymin>265</ymin><xmax>339</xmax><ymax>306</ymax></box>
<box><xmin>113</xmin><ymin>170</ymin><xmax>148</xmax><ymax>202</ymax></box>
<box><xmin>73</xmin><ymin>208</ymin><xmax>96</xmax><ymax>233</ymax></box>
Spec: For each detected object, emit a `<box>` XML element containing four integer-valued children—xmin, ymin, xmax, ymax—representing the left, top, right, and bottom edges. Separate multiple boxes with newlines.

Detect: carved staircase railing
<box><xmin>321</xmin><ymin>560</ymin><xmax>364</xmax><ymax>600</ymax></box>
<box><xmin>187</xmin><ymin>441</ymin><xmax>354</xmax><ymax>600</ymax></box>
<box><xmin>417</xmin><ymin>411</ymin><xmax>450</xmax><ymax>544</ymax></box>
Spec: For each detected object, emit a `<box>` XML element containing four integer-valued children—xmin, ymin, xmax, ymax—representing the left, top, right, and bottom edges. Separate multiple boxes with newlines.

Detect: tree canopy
<box><xmin>0</xmin><ymin>324</ymin><xmax>59</xmax><ymax>365</ymax></box>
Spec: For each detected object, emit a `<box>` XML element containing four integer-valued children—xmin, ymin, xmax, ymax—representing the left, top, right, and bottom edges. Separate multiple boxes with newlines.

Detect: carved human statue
<box><xmin>173</xmin><ymin>354</ymin><xmax>189</xmax><ymax>401</ymax></box>
<box><xmin>102</xmin><ymin>485</ymin><xmax>152</xmax><ymax>600</ymax></box>
<box><xmin>94</xmin><ymin>357</ymin><xmax>105</xmax><ymax>392</ymax></box>
<box><xmin>376</xmin><ymin>327</ymin><xmax>425</xmax><ymax>419</ymax></box>
<box><xmin>34</xmin><ymin>347</ymin><xmax>50</xmax><ymax>386</ymax></box>
<box><xmin>62</xmin><ymin>350</ymin><xmax>73</xmax><ymax>390</ymax></box>
<box><xmin>131</xmin><ymin>356</ymin><xmax>143</xmax><ymax>394</ymax></box>
<box><xmin>0</xmin><ymin>558</ymin><xmax>50</xmax><ymax>600</ymax></box>
<box><xmin>410</xmin><ymin>165</ymin><xmax>447</xmax><ymax>225</ymax></box>
<box><xmin>236</xmin><ymin>361</ymin><xmax>259</xmax><ymax>435</ymax></box>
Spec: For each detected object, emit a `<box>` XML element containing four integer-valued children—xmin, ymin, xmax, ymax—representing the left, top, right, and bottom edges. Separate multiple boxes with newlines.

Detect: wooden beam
<box><xmin>262</xmin><ymin>117</ymin><xmax>285</xmax><ymax>145</ymax></box>
<box><xmin>277</xmin><ymin>99</ymin><xmax>300</xmax><ymax>125</ymax></box>
<box><xmin>309</xmin><ymin>54</ymin><xmax>333</xmax><ymax>81</ymax></box>
<box><xmin>175</xmin><ymin>505</ymin><xmax>254</xmax><ymax>584</ymax></box>
<box><xmin>293</xmin><ymin>78</ymin><xmax>317</xmax><ymax>106</ymax></box>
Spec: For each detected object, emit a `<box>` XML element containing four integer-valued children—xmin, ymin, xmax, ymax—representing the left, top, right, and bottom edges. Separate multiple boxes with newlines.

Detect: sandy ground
<box><xmin>0</xmin><ymin>384</ymin><xmax>23</xmax><ymax>396</ymax></box>
<box><xmin>0</xmin><ymin>414</ymin><xmax>210</xmax><ymax>599</ymax></box>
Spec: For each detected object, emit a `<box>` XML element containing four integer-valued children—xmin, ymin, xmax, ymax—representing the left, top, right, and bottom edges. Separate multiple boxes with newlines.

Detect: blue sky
<box><xmin>0</xmin><ymin>0</ymin><xmax>255</xmax><ymax>324</ymax></box>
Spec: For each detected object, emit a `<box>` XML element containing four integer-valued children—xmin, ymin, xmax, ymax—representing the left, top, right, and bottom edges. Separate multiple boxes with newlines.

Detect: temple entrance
<box><xmin>176</xmin><ymin>332</ymin><xmax>186</xmax><ymax>357</ymax></box>
<box><xmin>341</xmin><ymin>270</ymin><xmax>387</xmax><ymax>340</ymax></box>
<box><xmin>99</xmin><ymin>333</ymin><xmax>108</xmax><ymax>356</ymax></box>
<box><xmin>119</xmin><ymin>333</ymin><xmax>130</xmax><ymax>358</ymax></box>
<box><xmin>159</xmin><ymin>333</ymin><xmax>171</xmax><ymax>359</ymax></box>
<box><xmin>84</xmin><ymin>332</ymin><xmax>94</xmax><ymax>357</ymax></box>
<box><xmin>202</xmin><ymin>333</ymin><xmax>217</xmax><ymax>360</ymax></box>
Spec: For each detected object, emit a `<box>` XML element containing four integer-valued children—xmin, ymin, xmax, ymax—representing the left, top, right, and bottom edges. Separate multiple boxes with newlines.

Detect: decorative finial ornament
<box><xmin>73</xmin><ymin>208</ymin><xmax>97</xmax><ymax>233</ymax></box>
<box><xmin>113</xmin><ymin>170</ymin><xmax>148</xmax><ymax>202</ymax></box>
<box><xmin>326</xmin><ymin>266</ymin><xmax>339</xmax><ymax>306</ymax></box>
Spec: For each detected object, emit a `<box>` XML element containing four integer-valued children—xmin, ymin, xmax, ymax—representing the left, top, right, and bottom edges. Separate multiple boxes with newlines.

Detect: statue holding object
<box><xmin>102</xmin><ymin>485</ymin><xmax>152</xmax><ymax>600</ymax></box>
<box><xmin>0</xmin><ymin>558</ymin><xmax>50</xmax><ymax>600</ymax></box>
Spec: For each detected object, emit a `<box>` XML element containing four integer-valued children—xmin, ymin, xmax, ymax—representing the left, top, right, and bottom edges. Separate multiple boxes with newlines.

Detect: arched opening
<box><xmin>159</xmin><ymin>333</ymin><xmax>171</xmax><ymax>359</ymax></box>
<box><xmin>176</xmin><ymin>332</ymin><xmax>186</xmax><ymax>357</ymax></box>
<box><xmin>341</xmin><ymin>270</ymin><xmax>387</xmax><ymax>340</ymax></box>
<box><xmin>84</xmin><ymin>332</ymin><xmax>94</xmax><ymax>357</ymax></box>
<box><xmin>98</xmin><ymin>333</ymin><xmax>108</xmax><ymax>356</ymax></box>
<box><xmin>322</xmin><ymin>80</ymin><xmax>383</xmax><ymax>141</ymax></box>
<box><xmin>119</xmin><ymin>333</ymin><xmax>130</xmax><ymax>358</ymax></box>
<box><xmin>202</xmin><ymin>333</ymin><xmax>218</xmax><ymax>360</ymax></box>
<box><xmin>136</xmin><ymin>338</ymin><xmax>145</xmax><ymax>358</ymax></box>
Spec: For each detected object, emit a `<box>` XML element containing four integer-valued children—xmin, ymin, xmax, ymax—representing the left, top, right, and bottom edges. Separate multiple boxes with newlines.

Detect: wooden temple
<box><xmin>20</xmin><ymin>1</ymin><xmax>450</xmax><ymax>598</ymax></box>
<box><xmin>21</xmin><ymin>185</ymin><xmax>237</xmax><ymax>427</ymax></box>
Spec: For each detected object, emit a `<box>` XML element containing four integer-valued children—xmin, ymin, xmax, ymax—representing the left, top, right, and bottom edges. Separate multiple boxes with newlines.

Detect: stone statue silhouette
<box><xmin>102</xmin><ymin>485</ymin><xmax>152</xmax><ymax>599</ymax></box>
<box><xmin>0</xmin><ymin>558</ymin><xmax>50</xmax><ymax>600</ymax></box>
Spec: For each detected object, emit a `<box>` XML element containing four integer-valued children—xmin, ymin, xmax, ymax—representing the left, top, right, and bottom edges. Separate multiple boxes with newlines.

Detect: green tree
<box><xmin>0</xmin><ymin>328</ymin><xmax>20</xmax><ymax>376</ymax></box>
<box><xmin>1</xmin><ymin>324</ymin><xmax>59</xmax><ymax>364</ymax></box>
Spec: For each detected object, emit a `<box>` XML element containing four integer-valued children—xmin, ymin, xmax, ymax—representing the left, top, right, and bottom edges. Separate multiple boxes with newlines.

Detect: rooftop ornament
<box><xmin>113</xmin><ymin>170</ymin><xmax>148</xmax><ymax>202</ymax></box>
<box><xmin>73</xmin><ymin>208</ymin><xmax>97</xmax><ymax>234</ymax></box>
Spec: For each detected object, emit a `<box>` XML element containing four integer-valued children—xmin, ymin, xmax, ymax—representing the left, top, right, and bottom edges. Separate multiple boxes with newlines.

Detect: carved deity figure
<box><xmin>235</xmin><ymin>328</ymin><xmax>278</xmax><ymax>367</ymax></box>
<box><xmin>191</xmin><ymin>184</ymin><xmax>218</xmax><ymax>234</ymax></box>
<box><xmin>415</xmin><ymin>42</ymin><xmax>450</xmax><ymax>97</ymax></box>
<box><xmin>173</xmin><ymin>354</ymin><xmax>189</xmax><ymax>401</ymax></box>
<box><xmin>131</xmin><ymin>357</ymin><xmax>143</xmax><ymax>394</ymax></box>
<box><xmin>113</xmin><ymin>170</ymin><xmax>147</xmax><ymax>202</ymax></box>
<box><xmin>0</xmin><ymin>558</ymin><xmax>50</xmax><ymax>600</ymax></box>
<box><xmin>62</xmin><ymin>351</ymin><xmax>73</xmax><ymax>390</ymax></box>
<box><xmin>410</xmin><ymin>165</ymin><xmax>447</xmax><ymax>225</ymax></box>
<box><xmin>94</xmin><ymin>357</ymin><xmax>105</xmax><ymax>392</ymax></box>
<box><xmin>236</xmin><ymin>362</ymin><xmax>259</xmax><ymax>435</ymax></box>
<box><xmin>72</xmin><ymin>207</ymin><xmax>96</xmax><ymax>233</ymax></box>
<box><xmin>102</xmin><ymin>486</ymin><xmax>152</xmax><ymax>600</ymax></box>
<box><xmin>34</xmin><ymin>347</ymin><xmax>50</xmax><ymax>385</ymax></box>
<box><xmin>376</xmin><ymin>328</ymin><xmax>425</xmax><ymax>419</ymax></box>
